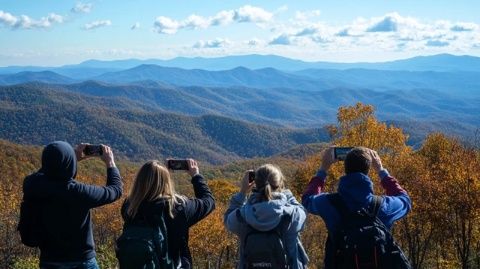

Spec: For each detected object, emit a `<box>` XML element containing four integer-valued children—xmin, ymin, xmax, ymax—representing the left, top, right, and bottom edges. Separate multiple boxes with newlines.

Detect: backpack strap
<box><xmin>371</xmin><ymin>195</ymin><xmax>383</xmax><ymax>217</ymax></box>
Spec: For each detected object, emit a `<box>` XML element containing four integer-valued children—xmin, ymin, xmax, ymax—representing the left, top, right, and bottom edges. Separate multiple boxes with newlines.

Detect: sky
<box><xmin>1</xmin><ymin>0</ymin><xmax>480</xmax><ymax>66</ymax></box>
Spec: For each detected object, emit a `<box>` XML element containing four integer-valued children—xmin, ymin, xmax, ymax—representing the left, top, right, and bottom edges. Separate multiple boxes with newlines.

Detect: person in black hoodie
<box><xmin>22</xmin><ymin>141</ymin><xmax>123</xmax><ymax>269</ymax></box>
<box><xmin>121</xmin><ymin>159</ymin><xmax>215</xmax><ymax>269</ymax></box>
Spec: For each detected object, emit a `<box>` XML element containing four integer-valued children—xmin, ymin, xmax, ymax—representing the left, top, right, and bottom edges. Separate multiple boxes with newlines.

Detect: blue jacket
<box><xmin>302</xmin><ymin>169</ymin><xmax>411</xmax><ymax>232</ymax></box>
<box><xmin>224</xmin><ymin>190</ymin><xmax>309</xmax><ymax>269</ymax></box>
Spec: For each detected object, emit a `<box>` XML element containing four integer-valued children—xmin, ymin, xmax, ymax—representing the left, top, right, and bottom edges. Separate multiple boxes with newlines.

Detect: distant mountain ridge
<box><xmin>2</xmin><ymin>53</ymin><xmax>480</xmax><ymax>74</ymax></box>
<box><xmin>1</xmin><ymin>64</ymin><xmax>479</xmax><ymax>97</ymax></box>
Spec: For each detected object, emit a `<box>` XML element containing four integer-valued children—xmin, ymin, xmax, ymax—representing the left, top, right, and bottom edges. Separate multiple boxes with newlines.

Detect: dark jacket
<box><xmin>121</xmin><ymin>174</ymin><xmax>215</xmax><ymax>269</ymax></box>
<box><xmin>22</xmin><ymin>141</ymin><xmax>123</xmax><ymax>262</ymax></box>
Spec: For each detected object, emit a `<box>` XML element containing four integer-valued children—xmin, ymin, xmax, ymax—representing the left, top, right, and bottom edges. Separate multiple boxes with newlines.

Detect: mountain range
<box><xmin>0</xmin><ymin>53</ymin><xmax>478</xmax><ymax>162</ymax></box>
<box><xmin>1</xmin><ymin>53</ymin><xmax>480</xmax><ymax>75</ymax></box>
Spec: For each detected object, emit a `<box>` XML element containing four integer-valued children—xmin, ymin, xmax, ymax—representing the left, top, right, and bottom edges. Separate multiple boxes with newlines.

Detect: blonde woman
<box><xmin>224</xmin><ymin>164</ymin><xmax>309</xmax><ymax>269</ymax></box>
<box><xmin>120</xmin><ymin>159</ymin><xmax>215</xmax><ymax>269</ymax></box>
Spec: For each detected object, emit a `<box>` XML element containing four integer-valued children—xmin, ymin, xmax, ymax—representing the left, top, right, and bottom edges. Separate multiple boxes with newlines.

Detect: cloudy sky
<box><xmin>1</xmin><ymin>0</ymin><xmax>479</xmax><ymax>66</ymax></box>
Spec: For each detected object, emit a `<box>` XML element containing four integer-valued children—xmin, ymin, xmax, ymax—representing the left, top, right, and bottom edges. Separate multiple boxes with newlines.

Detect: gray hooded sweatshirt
<box><xmin>224</xmin><ymin>189</ymin><xmax>309</xmax><ymax>269</ymax></box>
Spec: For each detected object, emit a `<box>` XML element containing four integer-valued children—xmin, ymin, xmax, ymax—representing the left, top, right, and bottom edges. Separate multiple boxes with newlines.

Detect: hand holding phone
<box><xmin>241</xmin><ymin>170</ymin><xmax>255</xmax><ymax>195</ymax></box>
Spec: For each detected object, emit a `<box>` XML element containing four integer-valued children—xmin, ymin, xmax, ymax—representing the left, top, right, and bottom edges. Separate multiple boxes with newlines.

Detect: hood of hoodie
<box><xmin>337</xmin><ymin>172</ymin><xmax>374</xmax><ymax>211</ymax></box>
<box><xmin>39</xmin><ymin>141</ymin><xmax>77</xmax><ymax>181</ymax></box>
<box><xmin>243</xmin><ymin>191</ymin><xmax>294</xmax><ymax>231</ymax></box>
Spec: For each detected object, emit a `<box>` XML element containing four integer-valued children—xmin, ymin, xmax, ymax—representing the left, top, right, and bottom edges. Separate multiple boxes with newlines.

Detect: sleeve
<box><xmin>223</xmin><ymin>193</ymin><xmax>247</xmax><ymax>235</ymax></box>
<box><xmin>76</xmin><ymin>167</ymin><xmax>124</xmax><ymax>208</ymax></box>
<box><xmin>301</xmin><ymin>169</ymin><xmax>328</xmax><ymax>215</ymax></box>
<box><xmin>184</xmin><ymin>174</ymin><xmax>216</xmax><ymax>227</ymax></box>
<box><xmin>378</xmin><ymin>169</ymin><xmax>412</xmax><ymax>226</ymax></box>
<box><xmin>284</xmin><ymin>190</ymin><xmax>307</xmax><ymax>232</ymax></box>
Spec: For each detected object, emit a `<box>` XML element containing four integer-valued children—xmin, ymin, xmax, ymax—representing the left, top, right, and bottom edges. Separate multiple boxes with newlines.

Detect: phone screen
<box><xmin>334</xmin><ymin>147</ymin><xmax>354</xmax><ymax>161</ymax></box>
<box><xmin>83</xmin><ymin>145</ymin><xmax>103</xmax><ymax>156</ymax></box>
<box><xmin>248</xmin><ymin>171</ymin><xmax>255</xmax><ymax>183</ymax></box>
<box><xmin>167</xmin><ymin>159</ymin><xmax>189</xmax><ymax>170</ymax></box>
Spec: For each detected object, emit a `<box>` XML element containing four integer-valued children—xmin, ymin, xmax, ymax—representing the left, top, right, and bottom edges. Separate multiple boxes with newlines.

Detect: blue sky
<box><xmin>1</xmin><ymin>0</ymin><xmax>479</xmax><ymax>66</ymax></box>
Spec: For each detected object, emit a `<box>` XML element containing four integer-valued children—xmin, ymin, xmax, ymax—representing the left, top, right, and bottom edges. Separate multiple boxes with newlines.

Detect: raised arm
<box><xmin>183</xmin><ymin>159</ymin><xmax>215</xmax><ymax>227</ymax></box>
<box><xmin>76</xmin><ymin>145</ymin><xmax>123</xmax><ymax>208</ymax></box>
<box><xmin>370</xmin><ymin>150</ymin><xmax>411</xmax><ymax>226</ymax></box>
<box><xmin>224</xmin><ymin>171</ymin><xmax>254</xmax><ymax>235</ymax></box>
<box><xmin>302</xmin><ymin>147</ymin><xmax>336</xmax><ymax>214</ymax></box>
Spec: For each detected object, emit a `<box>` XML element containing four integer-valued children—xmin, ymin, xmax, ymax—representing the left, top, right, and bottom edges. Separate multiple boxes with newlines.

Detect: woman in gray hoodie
<box><xmin>224</xmin><ymin>164</ymin><xmax>309</xmax><ymax>269</ymax></box>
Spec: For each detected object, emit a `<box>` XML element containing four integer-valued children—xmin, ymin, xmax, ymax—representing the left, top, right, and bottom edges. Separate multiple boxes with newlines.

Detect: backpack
<box><xmin>239</xmin><ymin>211</ymin><xmax>289</xmax><ymax>269</ymax></box>
<box><xmin>17</xmin><ymin>198</ymin><xmax>43</xmax><ymax>247</ymax></box>
<box><xmin>325</xmin><ymin>193</ymin><xmax>411</xmax><ymax>269</ymax></box>
<box><xmin>116</xmin><ymin>211</ymin><xmax>174</xmax><ymax>269</ymax></box>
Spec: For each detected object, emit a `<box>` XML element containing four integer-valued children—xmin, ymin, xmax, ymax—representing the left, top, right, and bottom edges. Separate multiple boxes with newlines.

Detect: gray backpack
<box><xmin>237</xmin><ymin>210</ymin><xmax>289</xmax><ymax>269</ymax></box>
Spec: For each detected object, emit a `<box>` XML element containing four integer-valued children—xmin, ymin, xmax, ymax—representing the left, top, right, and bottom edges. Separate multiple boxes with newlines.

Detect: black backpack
<box><xmin>325</xmin><ymin>193</ymin><xmax>411</xmax><ymax>269</ymax></box>
<box><xmin>116</xmin><ymin>211</ymin><xmax>174</xmax><ymax>269</ymax></box>
<box><xmin>239</xmin><ymin>211</ymin><xmax>289</xmax><ymax>269</ymax></box>
<box><xmin>17</xmin><ymin>198</ymin><xmax>43</xmax><ymax>247</ymax></box>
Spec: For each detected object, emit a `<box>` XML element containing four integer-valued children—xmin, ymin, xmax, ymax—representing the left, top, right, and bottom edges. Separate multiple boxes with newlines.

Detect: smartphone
<box><xmin>83</xmin><ymin>145</ymin><xmax>103</xmax><ymax>156</ymax></box>
<box><xmin>167</xmin><ymin>159</ymin><xmax>189</xmax><ymax>170</ymax></box>
<box><xmin>334</xmin><ymin>147</ymin><xmax>354</xmax><ymax>161</ymax></box>
<box><xmin>248</xmin><ymin>171</ymin><xmax>255</xmax><ymax>183</ymax></box>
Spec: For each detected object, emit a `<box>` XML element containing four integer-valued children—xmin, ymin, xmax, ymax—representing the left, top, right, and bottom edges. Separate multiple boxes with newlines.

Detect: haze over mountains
<box><xmin>0</xmin><ymin>53</ymin><xmax>479</xmax><ymax>162</ymax></box>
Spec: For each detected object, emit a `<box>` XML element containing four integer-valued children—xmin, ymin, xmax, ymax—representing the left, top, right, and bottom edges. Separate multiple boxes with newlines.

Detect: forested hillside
<box><xmin>0</xmin><ymin>85</ymin><xmax>329</xmax><ymax>163</ymax></box>
<box><xmin>1</xmin><ymin>103</ymin><xmax>479</xmax><ymax>269</ymax></box>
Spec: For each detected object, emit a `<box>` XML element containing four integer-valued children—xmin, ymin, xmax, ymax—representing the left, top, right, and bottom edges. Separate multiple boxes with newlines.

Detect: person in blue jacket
<box><xmin>224</xmin><ymin>164</ymin><xmax>309</xmax><ymax>269</ymax></box>
<box><xmin>21</xmin><ymin>141</ymin><xmax>123</xmax><ymax>269</ymax></box>
<box><xmin>302</xmin><ymin>146</ymin><xmax>412</xmax><ymax>268</ymax></box>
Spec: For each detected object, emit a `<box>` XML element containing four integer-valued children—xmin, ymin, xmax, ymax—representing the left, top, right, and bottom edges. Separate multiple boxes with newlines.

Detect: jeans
<box><xmin>40</xmin><ymin>257</ymin><xmax>100</xmax><ymax>269</ymax></box>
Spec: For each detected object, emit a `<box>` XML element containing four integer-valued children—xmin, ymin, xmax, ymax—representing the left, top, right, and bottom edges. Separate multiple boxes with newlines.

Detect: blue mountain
<box><xmin>0</xmin><ymin>71</ymin><xmax>75</xmax><ymax>85</ymax></box>
<box><xmin>2</xmin><ymin>54</ymin><xmax>480</xmax><ymax>73</ymax></box>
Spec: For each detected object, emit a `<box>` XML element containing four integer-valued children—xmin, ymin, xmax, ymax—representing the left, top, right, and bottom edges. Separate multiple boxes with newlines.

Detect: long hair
<box><xmin>254</xmin><ymin>164</ymin><xmax>286</xmax><ymax>201</ymax></box>
<box><xmin>126</xmin><ymin>160</ymin><xmax>183</xmax><ymax>218</ymax></box>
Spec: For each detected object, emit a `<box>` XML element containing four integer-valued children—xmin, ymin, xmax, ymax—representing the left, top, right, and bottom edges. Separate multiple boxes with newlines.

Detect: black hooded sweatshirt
<box><xmin>22</xmin><ymin>141</ymin><xmax>123</xmax><ymax>263</ymax></box>
<box><xmin>121</xmin><ymin>174</ymin><xmax>215</xmax><ymax>269</ymax></box>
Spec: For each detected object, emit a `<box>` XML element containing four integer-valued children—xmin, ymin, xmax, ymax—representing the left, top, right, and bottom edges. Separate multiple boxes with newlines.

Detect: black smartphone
<box><xmin>334</xmin><ymin>147</ymin><xmax>354</xmax><ymax>161</ymax></box>
<box><xmin>167</xmin><ymin>159</ymin><xmax>189</xmax><ymax>170</ymax></box>
<box><xmin>248</xmin><ymin>171</ymin><xmax>255</xmax><ymax>183</ymax></box>
<box><xmin>83</xmin><ymin>145</ymin><xmax>103</xmax><ymax>156</ymax></box>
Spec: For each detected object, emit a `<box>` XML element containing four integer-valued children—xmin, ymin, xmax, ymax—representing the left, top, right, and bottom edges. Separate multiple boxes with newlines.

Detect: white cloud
<box><xmin>193</xmin><ymin>38</ymin><xmax>232</xmax><ymax>48</ymax></box>
<box><xmin>295</xmin><ymin>26</ymin><xmax>318</xmax><ymax>36</ymax></box>
<box><xmin>154</xmin><ymin>5</ymin><xmax>273</xmax><ymax>34</ymax></box>
<box><xmin>233</xmin><ymin>5</ymin><xmax>272</xmax><ymax>23</ymax></box>
<box><xmin>0</xmin><ymin>10</ymin><xmax>64</xmax><ymax>29</ymax></box>
<box><xmin>269</xmin><ymin>34</ymin><xmax>293</xmax><ymax>45</ymax></box>
<box><xmin>84</xmin><ymin>20</ymin><xmax>111</xmax><ymax>30</ymax></box>
<box><xmin>259</xmin><ymin>11</ymin><xmax>480</xmax><ymax>54</ymax></box>
<box><xmin>71</xmin><ymin>2</ymin><xmax>93</xmax><ymax>14</ymax></box>
<box><xmin>0</xmin><ymin>10</ymin><xmax>17</xmax><ymax>26</ymax></box>
<box><xmin>450</xmin><ymin>23</ymin><xmax>477</xmax><ymax>32</ymax></box>
<box><xmin>246</xmin><ymin>38</ymin><xmax>262</xmax><ymax>46</ymax></box>
<box><xmin>131</xmin><ymin>22</ymin><xmax>140</xmax><ymax>30</ymax></box>
<box><xmin>367</xmin><ymin>15</ymin><xmax>399</xmax><ymax>32</ymax></box>
<box><xmin>154</xmin><ymin>16</ymin><xmax>181</xmax><ymax>34</ymax></box>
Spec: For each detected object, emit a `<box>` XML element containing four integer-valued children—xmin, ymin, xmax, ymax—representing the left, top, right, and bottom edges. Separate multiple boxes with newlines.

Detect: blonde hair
<box><xmin>254</xmin><ymin>164</ymin><xmax>286</xmax><ymax>201</ymax></box>
<box><xmin>127</xmin><ymin>160</ymin><xmax>183</xmax><ymax>218</ymax></box>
